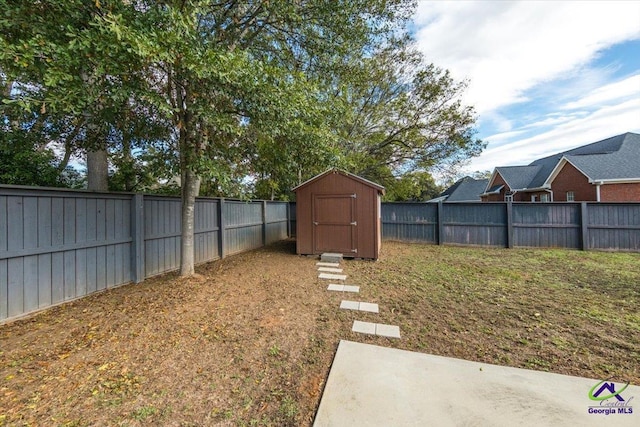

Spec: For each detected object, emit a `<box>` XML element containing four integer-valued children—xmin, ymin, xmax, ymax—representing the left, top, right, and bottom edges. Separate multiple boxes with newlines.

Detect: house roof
<box><xmin>488</xmin><ymin>132</ymin><xmax>640</xmax><ymax>192</ymax></box>
<box><xmin>559</xmin><ymin>133</ymin><xmax>640</xmax><ymax>181</ymax></box>
<box><xmin>292</xmin><ymin>168</ymin><xmax>385</xmax><ymax>193</ymax></box>
<box><xmin>437</xmin><ymin>177</ymin><xmax>488</xmax><ymax>202</ymax></box>
<box><xmin>494</xmin><ymin>166</ymin><xmax>541</xmax><ymax>190</ymax></box>
<box><xmin>484</xmin><ymin>184</ymin><xmax>504</xmax><ymax>195</ymax></box>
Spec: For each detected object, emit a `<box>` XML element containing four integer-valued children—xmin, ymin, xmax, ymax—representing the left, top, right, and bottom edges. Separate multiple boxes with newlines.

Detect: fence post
<box><xmin>506</xmin><ymin>202</ymin><xmax>513</xmax><ymax>248</ymax></box>
<box><xmin>581</xmin><ymin>202</ymin><xmax>589</xmax><ymax>251</ymax></box>
<box><xmin>437</xmin><ymin>202</ymin><xmax>444</xmax><ymax>245</ymax></box>
<box><xmin>219</xmin><ymin>198</ymin><xmax>226</xmax><ymax>259</ymax></box>
<box><xmin>286</xmin><ymin>202</ymin><xmax>291</xmax><ymax>238</ymax></box>
<box><xmin>262</xmin><ymin>200</ymin><xmax>268</xmax><ymax>246</ymax></box>
<box><xmin>130</xmin><ymin>194</ymin><xmax>145</xmax><ymax>283</ymax></box>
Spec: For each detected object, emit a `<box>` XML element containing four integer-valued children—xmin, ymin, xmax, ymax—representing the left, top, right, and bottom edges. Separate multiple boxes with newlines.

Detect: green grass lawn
<box><xmin>348</xmin><ymin>242</ymin><xmax>640</xmax><ymax>384</ymax></box>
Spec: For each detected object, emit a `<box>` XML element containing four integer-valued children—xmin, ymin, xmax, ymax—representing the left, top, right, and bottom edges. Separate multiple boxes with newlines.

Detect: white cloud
<box><xmin>414</xmin><ymin>1</ymin><xmax>640</xmax><ymax>115</ymax></box>
<box><xmin>466</xmin><ymin>97</ymin><xmax>640</xmax><ymax>171</ymax></box>
<box><xmin>561</xmin><ymin>74</ymin><xmax>640</xmax><ymax>110</ymax></box>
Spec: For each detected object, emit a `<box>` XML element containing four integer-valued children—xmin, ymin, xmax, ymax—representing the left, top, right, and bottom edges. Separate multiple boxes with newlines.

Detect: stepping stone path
<box><xmin>318</xmin><ymin>267</ymin><xmax>344</xmax><ymax>273</ymax></box>
<box><xmin>319</xmin><ymin>272</ymin><xmax>347</xmax><ymax>280</ymax></box>
<box><xmin>317</xmin><ymin>253</ymin><xmax>400</xmax><ymax>340</ymax></box>
<box><xmin>340</xmin><ymin>300</ymin><xmax>379</xmax><ymax>313</ymax></box>
<box><xmin>352</xmin><ymin>321</ymin><xmax>401</xmax><ymax>338</ymax></box>
<box><xmin>316</xmin><ymin>262</ymin><xmax>340</xmax><ymax>268</ymax></box>
<box><xmin>327</xmin><ymin>284</ymin><xmax>360</xmax><ymax>293</ymax></box>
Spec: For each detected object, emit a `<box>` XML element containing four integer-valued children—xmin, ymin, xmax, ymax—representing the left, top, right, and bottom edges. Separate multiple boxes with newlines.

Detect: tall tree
<box><xmin>105</xmin><ymin>0</ymin><xmax>414</xmax><ymax>275</ymax></box>
<box><xmin>338</xmin><ymin>44</ymin><xmax>484</xmax><ymax>186</ymax></box>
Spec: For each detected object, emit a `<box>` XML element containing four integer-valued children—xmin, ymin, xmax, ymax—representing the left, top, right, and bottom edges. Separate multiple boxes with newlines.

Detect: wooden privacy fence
<box><xmin>0</xmin><ymin>186</ymin><xmax>289</xmax><ymax>322</ymax></box>
<box><xmin>381</xmin><ymin>202</ymin><xmax>640</xmax><ymax>251</ymax></box>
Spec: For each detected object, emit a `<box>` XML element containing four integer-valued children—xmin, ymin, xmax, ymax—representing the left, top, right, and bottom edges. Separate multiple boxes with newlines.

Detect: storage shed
<box><xmin>293</xmin><ymin>169</ymin><xmax>385</xmax><ymax>260</ymax></box>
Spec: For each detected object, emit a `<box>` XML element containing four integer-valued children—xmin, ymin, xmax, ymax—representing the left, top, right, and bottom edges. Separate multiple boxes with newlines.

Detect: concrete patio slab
<box><xmin>316</xmin><ymin>262</ymin><xmax>340</xmax><ymax>268</ymax></box>
<box><xmin>319</xmin><ymin>273</ymin><xmax>347</xmax><ymax>280</ymax></box>
<box><xmin>327</xmin><ymin>284</ymin><xmax>344</xmax><ymax>291</ymax></box>
<box><xmin>342</xmin><ymin>285</ymin><xmax>360</xmax><ymax>293</ymax></box>
<box><xmin>314</xmin><ymin>340</ymin><xmax>640</xmax><ymax>427</ymax></box>
<box><xmin>318</xmin><ymin>267</ymin><xmax>343</xmax><ymax>273</ymax></box>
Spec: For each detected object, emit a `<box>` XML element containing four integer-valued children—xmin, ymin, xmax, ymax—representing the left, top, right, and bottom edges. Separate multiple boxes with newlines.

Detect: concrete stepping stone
<box><xmin>351</xmin><ymin>321</ymin><xmax>401</xmax><ymax>338</ymax></box>
<box><xmin>327</xmin><ymin>284</ymin><xmax>360</xmax><ymax>293</ymax></box>
<box><xmin>318</xmin><ymin>267</ymin><xmax>343</xmax><ymax>273</ymax></box>
<box><xmin>340</xmin><ymin>300</ymin><xmax>379</xmax><ymax>313</ymax></box>
<box><xmin>376</xmin><ymin>324</ymin><xmax>401</xmax><ymax>338</ymax></box>
<box><xmin>352</xmin><ymin>320</ymin><xmax>376</xmax><ymax>335</ymax></box>
<box><xmin>319</xmin><ymin>273</ymin><xmax>347</xmax><ymax>280</ymax></box>
<box><xmin>316</xmin><ymin>262</ymin><xmax>340</xmax><ymax>268</ymax></box>
<box><xmin>321</xmin><ymin>253</ymin><xmax>343</xmax><ymax>263</ymax></box>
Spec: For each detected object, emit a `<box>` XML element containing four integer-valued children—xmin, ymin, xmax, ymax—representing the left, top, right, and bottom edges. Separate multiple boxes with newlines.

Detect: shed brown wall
<box><xmin>295</xmin><ymin>172</ymin><xmax>380</xmax><ymax>259</ymax></box>
<box><xmin>550</xmin><ymin>162</ymin><xmax>597</xmax><ymax>201</ymax></box>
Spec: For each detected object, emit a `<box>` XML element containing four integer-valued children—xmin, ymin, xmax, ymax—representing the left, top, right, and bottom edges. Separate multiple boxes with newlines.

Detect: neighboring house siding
<box><xmin>482</xmin><ymin>174</ymin><xmax>508</xmax><ymax>202</ymax></box>
<box><xmin>550</xmin><ymin>162</ymin><xmax>596</xmax><ymax>201</ymax></box>
<box><xmin>513</xmin><ymin>191</ymin><xmax>529</xmax><ymax>202</ymax></box>
<box><xmin>527</xmin><ymin>191</ymin><xmax>548</xmax><ymax>202</ymax></box>
<box><xmin>600</xmin><ymin>183</ymin><xmax>640</xmax><ymax>201</ymax></box>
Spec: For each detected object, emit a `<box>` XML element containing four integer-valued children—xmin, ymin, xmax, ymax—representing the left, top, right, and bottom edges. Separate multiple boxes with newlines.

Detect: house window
<box><xmin>566</xmin><ymin>191</ymin><xmax>575</xmax><ymax>202</ymax></box>
<box><xmin>505</xmin><ymin>194</ymin><xmax>514</xmax><ymax>202</ymax></box>
<box><xmin>540</xmin><ymin>193</ymin><xmax>550</xmax><ymax>202</ymax></box>
<box><xmin>531</xmin><ymin>195</ymin><xmax>537</xmax><ymax>202</ymax></box>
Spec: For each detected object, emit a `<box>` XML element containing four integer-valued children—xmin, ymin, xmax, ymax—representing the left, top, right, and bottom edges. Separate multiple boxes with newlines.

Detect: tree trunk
<box><xmin>180</xmin><ymin>167</ymin><xmax>200</xmax><ymax>276</ymax></box>
<box><xmin>87</xmin><ymin>148</ymin><xmax>109</xmax><ymax>191</ymax></box>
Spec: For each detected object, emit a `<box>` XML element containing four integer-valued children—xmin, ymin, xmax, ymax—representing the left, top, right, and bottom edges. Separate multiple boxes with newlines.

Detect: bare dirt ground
<box><xmin>1</xmin><ymin>240</ymin><xmax>639</xmax><ymax>426</ymax></box>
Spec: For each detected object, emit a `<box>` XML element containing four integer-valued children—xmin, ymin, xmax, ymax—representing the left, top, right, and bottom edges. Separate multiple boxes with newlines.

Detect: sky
<box><xmin>411</xmin><ymin>1</ymin><xmax>640</xmax><ymax>175</ymax></box>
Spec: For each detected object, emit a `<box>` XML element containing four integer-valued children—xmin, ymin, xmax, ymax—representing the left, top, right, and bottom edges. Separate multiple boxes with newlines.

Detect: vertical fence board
<box><xmin>0</xmin><ymin>259</ymin><xmax>7</xmax><ymax>320</ymax></box>
<box><xmin>37</xmin><ymin>198</ymin><xmax>52</xmax><ymax>308</ymax></box>
<box><xmin>23</xmin><ymin>255</ymin><xmax>38</xmax><ymax>313</ymax></box>
<box><xmin>85</xmin><ymin>248</ymin><xmax>97</xmax><ymax>294</ymax></box>
<box><xmin>63</xmin><ymin>251</ymin><xmax>75</xmax><ymax>300</ymax></box>
<box><xmin>96</xmin><ymin>246</ymin><xmax>107</xmax><ymax>291</ymax></box>
<box><xmin>51</xmin><ymin>252</ymin><xmax>64</xmax><ymax>304</ymax></box>
<box><xmin>22</xmin><ymin>198</ymin><xmax>38</xmax><ymax>312</ymax></box>
<box><xmin>7</xmin><ymin>197</ymin><xmax>23</xmax><ymax>251</ymax></box>
<box><xmin>7</xmin><ymin>258</ymin><xmax>23</xmax><ymax>317</ymax></box>
<box><xmin>37</xmin><ymin>254</ymin><xmax>52</xmax><ymax>308</ymax></box>
<box><xmin>0</xmin><ymin>196</ymin><xmax>6</xmax><ymax>252</ymax></box>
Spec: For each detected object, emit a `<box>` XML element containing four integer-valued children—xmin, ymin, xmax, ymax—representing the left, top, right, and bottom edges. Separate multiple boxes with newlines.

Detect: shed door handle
<box><xmin>313</xmin><ymin>221</ymin><xmax>318</xmax><ymax>225</ymax></box>
<box><xmin>350</xmin><ymin>221</ymin><xmax>357</xmax><ymax>226</ymax></box>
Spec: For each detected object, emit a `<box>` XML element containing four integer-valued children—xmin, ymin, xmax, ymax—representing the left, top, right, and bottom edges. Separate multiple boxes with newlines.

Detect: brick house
<box><xmin>481</xmin><ymin>132</ymin><xmax>640</xmax><ymax>202</ymax></box>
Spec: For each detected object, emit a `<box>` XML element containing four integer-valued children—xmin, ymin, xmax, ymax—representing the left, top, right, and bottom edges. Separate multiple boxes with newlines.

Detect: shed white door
<box><xmin>312</xmin><ymin>194</ymin><xmax>357</xmax><ymax>254</ymax></box>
